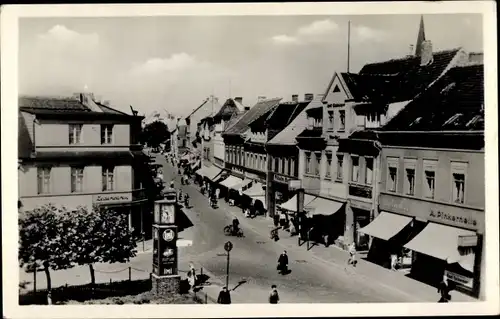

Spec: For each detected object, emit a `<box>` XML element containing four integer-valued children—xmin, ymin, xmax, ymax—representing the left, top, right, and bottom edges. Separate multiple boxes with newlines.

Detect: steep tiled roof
<box><xmin>296</xmin><ymin>127</ymin><xmax>323</xmax><ymax>139</ymax></box>
<box><xmin>381</xmin><ymin>64</ymin><xmax>484</xmax><ymax>131</ymax></box>
<box><xmin>214</xmin><ymin>99</ymin><xmax>241</xmax><ymax>122</ymax></box>
<box><xmin>19</xmin><ymin>96</ymin><xmax>89</xmax><ymax>112</ymax></box>
<box><xmin>344</xmin><ymin>49</ymin><xmax>460</xmax><ymax>103</ymax></box>
<box><xmin>223</xmin><ymin>98</ymin><xmax>282</xmax><ymax>136</ymax></box>
<box><xmin>268</xmin><ymin>100</ymin><xmax>320</xmax><ymax>145</ymax></box>
<box><xmin>19</xmin><ymin>96</ymin><xmax>141</xmax><ymax>119</ymax></box>
<box><xmin>265</xmin><ymin>101</ymin><xmax>309</xmax><ymax>132</ymax></box>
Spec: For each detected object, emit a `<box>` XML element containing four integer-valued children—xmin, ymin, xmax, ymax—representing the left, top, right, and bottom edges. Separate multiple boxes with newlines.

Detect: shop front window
<box><xmin>314</xmin><ymin>152</ymin><xmax>321</xmax><ymax>176</ymax></box>
<box><xmin>388</xmin><ymin>167</ymin><xmax>397</xmax><ymax>192</ymax></box>
<box><xmin>325</xmin><ymin>152</ymin><xmax>332</xmax><ymax>178</ymax></box>
<box><xmin>336</xmin><ymin>154</ymin><xmax>344</xmax><ymax>181</ymax></box>
<box><xmin>405</xmin><ymin>168</ymin><xmax>416</xmax><ymax>196</ymax></box>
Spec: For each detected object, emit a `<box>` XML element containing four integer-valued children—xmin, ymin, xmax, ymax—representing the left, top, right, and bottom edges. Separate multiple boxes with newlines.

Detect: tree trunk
<box><xmin>43</xmin><ymin>265</ymin><xmax>51</xmax><ymax>292</ymax></box>
<box><xmin>89</xmin><ymin>264</ymin><xmax>96</xmax><ymax>286</ymax></box>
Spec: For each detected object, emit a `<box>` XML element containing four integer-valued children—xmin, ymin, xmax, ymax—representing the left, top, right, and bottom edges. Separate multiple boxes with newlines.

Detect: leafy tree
<box><xmin>141</xmin><ymin>121</ymin><xmax>170</xmax><ymax>149</ymax></box>
<box><xmin>72</xmin><ymin>205</ymin><xmax>137</xmax><ymax>285</ymax></box>
<box><xmin>18</xmin><ymin>204</ymin><xmax>75</xmax><ymax>291</ymax></box>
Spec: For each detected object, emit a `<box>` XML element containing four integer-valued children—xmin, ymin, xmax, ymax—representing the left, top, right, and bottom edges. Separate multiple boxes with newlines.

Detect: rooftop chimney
<box><xmin>234</xmin><ymin>97</ymin><xmax>243</xmax><ymax>104</ymax></box>
<box><xmin>420</xmin><ymin>40</ymin><xmax>433</xmax><ymax>66</ymax></box>
<box><xmin>244</xmin><ymin>106</ymin><xmax>250</xmax><ymax>111</ymax></box>
<box><xmin>257</xmin><ymin>96</ymin><xmax>267</xmax><ymax>102</ymax></box>
<box><xmin>74</xmin><ymin>92</ymin><xmax>103</xmax><ymax>112</ymax></box>
<box><xmin>292</xmin><ymin>94</ymin><xmax>299</xmax><ymax>102</ymax></box>
<box><xmin>407</xmin><ymin>44</ymin><xmax>415</xmax><ymax>57</ymax></box>
<box><xmin>102</xmin><ymin>100</ymin><xmax>110</xmax><ymax>106</ymax></box>
<box><xmin>304</xmin><ymin>93</ymin><xmax>314</xmax><ymax>101</ymax></box>
<box><xmin>316</xmin><ymin>94</ymin><xmax>325</xmax><ymax>101</ymax></box>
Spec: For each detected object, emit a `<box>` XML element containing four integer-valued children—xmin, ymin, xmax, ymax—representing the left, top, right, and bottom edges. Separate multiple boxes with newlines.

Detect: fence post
<box><xmin>33</xmin><ymin>267</ymin><xmax>37</xmax><ymax>294</ymax></box>
<box><xmin>128</xmin><ymin>267</ymin><xmax>132</xmax><ymax>282</ymax></box>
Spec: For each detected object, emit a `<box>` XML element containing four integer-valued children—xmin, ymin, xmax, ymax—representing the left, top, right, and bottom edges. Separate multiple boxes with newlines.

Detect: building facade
<box><xmin>358</xmin><ymin>64</ymin><xmax>485</xmax><ymax>298</ymax></box>
<box><xmin>184</xmin><ymin>95</ymin><xmax>221</xmax><ymax>150</ymax></box>
<box><xmin>222</xmin><ymin>97</ymin><xmax>282</xmax><ymax>208</ymax></box>
<box><xmin>265</xmin><ymin>96</ymin><xmax>311</xmax><ymax>218</ymax></box>
<box><xmin>18</xmin><ymin>93</ymin><xmax>150</xmax><ymax>236</ymax></box>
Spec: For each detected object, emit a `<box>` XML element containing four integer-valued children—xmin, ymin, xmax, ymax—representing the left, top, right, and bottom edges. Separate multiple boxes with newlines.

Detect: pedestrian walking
<box><xmin>46</xmin><ymin>291</ymin><xmax>52</xmax><ymax>305</ymax></box>
<box><xmin>215</xmin><ymin>188</ymin><xmax>220</xmax><ymax>200</ymax></box>
<box><xmin>217</xmin><ymin>286</ymin><xmax>231</xmax><ymax>304</ymax></box>
<box><xmin>289</xmin><ymin>218</ymin><xmax>296</xmax><ymax>236</ymax></box>
<box><xmin>187</xmin><ymin>271</ymin><xmax>196</xmax><ymax>291</ymax></box>
<box><xmin>269</xmin><ymin>285</ymin><xmax>280</xmax><ymax>304</ymax></box>
<box><xmin>346</xmin><ymin>242</ymin><xmax>357</xmax><ymax>271</ymax></box>
<box><xmin>438</xmin><ymin>274</ymin><xmax>451</xmax><ymax>302</ymax></box>
<box><xmin>189</xmin><ymin>262</ymin><xmax>196</xmax><ymax>281</ymax></box>
<box><xmin>277</xmin><ymin>250</ymin><xmax>289</xmax><ymax>275</ymax></box>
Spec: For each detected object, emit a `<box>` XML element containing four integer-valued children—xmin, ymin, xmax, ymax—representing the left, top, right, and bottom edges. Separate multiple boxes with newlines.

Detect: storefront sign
<box><xmin>348</xmin><ymin>184</ymin><xmax>372</xmax><ymax>199</ymax></box>
<box><xmin>273</xmin><ymin>174</ymin><xmax>292</xmax><ymax>184</ymax></box>
<box><xmin>445</xmin><ymin>270</ymin><xmax>473</xmax><ymax>289</ymax></box>
<box><xmin>379</xmin><ymin>194</ymin><xmax>483</xmax><ymax>232</ymax></box>
<box><xmin>429</xmin><ymin>209</ymin><xmax>478</xmax><ymax>228</ymax></box>
<box><xmin>93</xmin><ymin>193</ymin><xmax>132</xmax><ymax>204</ymax></box>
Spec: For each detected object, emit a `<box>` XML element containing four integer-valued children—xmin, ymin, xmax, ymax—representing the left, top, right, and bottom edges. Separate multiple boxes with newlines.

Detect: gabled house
<box><xmin>265</xmin><ymin>95</ymin><xmax>311</xmax><ymax>217</ymax></box>
<box><xmin>356</xmin><ymin>64</ymin><xmax>484</xmax><ymax>299</ymax></box>
<box><xmin>184</xmin><ymin>95</ymin><xmax>222</xmax><ymax>154</ymax></box>
<box><xmin>198</xmin><ymin>97</ymin><xmax>245</xmax><ymax>168</ymax></box>
<box><xmin>220</xmin><ymin>97</ymin><xmax>282</xmax><ymax>205</ymax></box>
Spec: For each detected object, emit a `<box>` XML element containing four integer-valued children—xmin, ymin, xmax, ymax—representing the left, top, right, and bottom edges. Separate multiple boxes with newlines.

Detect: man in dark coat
<box><xmin>277</xmin><ymin>250</ymin><xmax>289</xmax><ymax>274</ymax></box>
<box><xmin>217</xmin><ymin>286</ymin><xmax>231</xmax><ymax>304</ymax></box>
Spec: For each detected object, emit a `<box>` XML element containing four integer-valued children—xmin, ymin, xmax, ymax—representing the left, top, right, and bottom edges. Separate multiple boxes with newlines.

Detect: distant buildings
<box><xmin>18</xmin><ymin>93</ymin><xmax>151</xmax><ymax>236</ymax></box>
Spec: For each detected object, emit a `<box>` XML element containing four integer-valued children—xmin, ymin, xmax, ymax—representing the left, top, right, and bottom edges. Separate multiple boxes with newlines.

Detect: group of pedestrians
<box><xmin>217</xmin><ymin>284</ymin><xmax>280</xmax><ymax>304</ymax></box>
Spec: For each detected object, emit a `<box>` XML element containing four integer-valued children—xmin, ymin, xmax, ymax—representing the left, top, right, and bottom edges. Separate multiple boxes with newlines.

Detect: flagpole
<box><xmin>347</xmin><ymin>20</ymin><xmax>351</xmax><ymax>73</ymax></box>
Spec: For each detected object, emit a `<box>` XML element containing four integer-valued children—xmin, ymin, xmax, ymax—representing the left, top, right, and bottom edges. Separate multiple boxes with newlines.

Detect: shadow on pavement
<box><xmin>176</xmin><ymin>207</ymin><xmax>194</xmax><ymax>232</ymax></box>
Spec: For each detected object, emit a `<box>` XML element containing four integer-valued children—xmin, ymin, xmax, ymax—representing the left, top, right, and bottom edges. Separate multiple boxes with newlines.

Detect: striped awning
<box><xmin>243</xmin><ymin>182</ymin><xmax>265</xmax><ymax>196</ymax></box>
<box><xmin>220</xmin><ymin>175</ymin><xmax>244</xmax><ymax>189</ymax></box>
<box><xmin>304</xmin><ymin>197</ymin><xmax>344</xmax><ymax>216</ymax></box>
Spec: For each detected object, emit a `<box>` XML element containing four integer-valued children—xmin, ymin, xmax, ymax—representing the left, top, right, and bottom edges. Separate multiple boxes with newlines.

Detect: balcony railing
<box><xmin>348</xmin><ymin>183</ymin><xmax>373</xmax><ymax>199</ymax></box>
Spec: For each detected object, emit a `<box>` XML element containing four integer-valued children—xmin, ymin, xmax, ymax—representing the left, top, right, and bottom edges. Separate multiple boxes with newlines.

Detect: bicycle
<box><xmin>223</xmin><ymin>225</ymin><xmax>244</xmax><ymax>237</ymax></box>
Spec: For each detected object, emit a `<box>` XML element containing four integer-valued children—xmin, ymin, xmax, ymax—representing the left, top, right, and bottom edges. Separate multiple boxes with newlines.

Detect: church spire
<box><xmin>415</xmin><ymin>15</ymin><xmax>426</xmax><ymax>57</ymax></box>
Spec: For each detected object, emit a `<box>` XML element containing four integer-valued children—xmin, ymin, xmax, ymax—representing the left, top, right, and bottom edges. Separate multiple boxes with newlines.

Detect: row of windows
<box><xmin>271</xmin><ymin>156</ymin><xmax>297</xmax><ymax>177</ymax></box>
<box><xmin>69</xmin><ymin>124</ymin><xmax>114</xmax><ymax>145</ymax></box>
<box><xmin>37</xmin><ymin>166</ymin><xmax>117</xmax><ymax>194</ymax></box>
<box><xmin>325</xmin><ymin>109</ymin><xmax>346</xmax><ymax>131</ymax></box>
<box><xmin>386</xmin><ymin>158</ymin><xmax>467</xmax><ymax>204</ymax></box>
<box><xmin>304</xmin><ymin>151</ymin><xmax>345</xmax><ymax>181</ymax></box>
<box><xmin>225</xmin><ymin>147</ymin><xmax>267</xmax><ymax>171</ymax></box>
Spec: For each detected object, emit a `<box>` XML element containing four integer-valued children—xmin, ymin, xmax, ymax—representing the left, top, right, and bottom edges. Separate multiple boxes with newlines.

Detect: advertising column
<box><xmin>151</xmin><ymin>190</ymin><xmax>181</xmax><ymax>295</ymax></box>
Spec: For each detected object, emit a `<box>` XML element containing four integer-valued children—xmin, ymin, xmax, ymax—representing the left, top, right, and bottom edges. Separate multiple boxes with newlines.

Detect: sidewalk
<box><xmin>214</xmin><ymin>193</ymin><xmax>477</xmax><ymax>303</ymax></box>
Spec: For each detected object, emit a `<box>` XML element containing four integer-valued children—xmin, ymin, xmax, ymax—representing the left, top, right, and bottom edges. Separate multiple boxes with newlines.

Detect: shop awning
<box><xmin>304</xmin><ymin>197</ymin><xmax>343</xmax><ymax>216</ymax></box>
<box><xmin>358</xmin><ymin>211</ymin><xmax>413</xmax><ymax>241</ymax></box>
<box><xmin>250</xmin><ymin>195</ymin><xmax>267</xmax><ymax>209</ymax></box>
<box><xmin>195</xmin><ymin>166</ymin><xmax>208</xmax><ymax>177</ymax></box>
<box><xmin>191</xmin><ymin>160</ymin><xmax>201</xmax><ymax>169</ymax></box>
<box><xmin>220</xmin><ymin>175</ymin><xmax>244</xmax><ymax>189</ymax></box>
<box><xmin>205</xmin><ymin>166</ymin><xmax>223</xmax><ymax>181</ymax></box>
<box><xmin>279</xmin><ymin>194</ymin><xmax>315</xmax><ymax>212</ymax></box>
<box><xmin>232</xmin><ymin>179</ymin><xmax>252</xmax><ymax>191</ymax></box>
<box><xmin>458</xmin><ymin>253</ymin><xmax>475</xmax><ymax>273</ymax></box>
<box><xmin>404</xmin><ymin>222</ymin><xmax>476</xmax><ymax>263</ymax></box>
<box><xmin>243</xmin><ymin>182</ymin><xmax>265</xmax><ymax>196</ymax></box>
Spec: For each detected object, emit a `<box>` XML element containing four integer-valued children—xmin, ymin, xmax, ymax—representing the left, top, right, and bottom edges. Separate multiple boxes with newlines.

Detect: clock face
<box><xmin>160</xmin><ymin>204</ymin><xmax>175</xmax><ymax>224</ymax></box>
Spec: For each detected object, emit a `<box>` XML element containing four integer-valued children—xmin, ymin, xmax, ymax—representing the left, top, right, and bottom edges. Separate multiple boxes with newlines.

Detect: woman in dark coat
<box><xmin>217</xmin><ymin>287</ymin><xmax>231</xmax><ymax>304</ymax></box>
<box><xmin>277</xmin><ymin>250</ymin><xmax>289</xmax><ymax>274</ymax></box>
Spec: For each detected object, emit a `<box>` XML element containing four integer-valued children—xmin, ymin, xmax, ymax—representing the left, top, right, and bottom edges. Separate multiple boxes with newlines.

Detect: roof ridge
<box><xmin>362</xmin><ymin>47</ymin><xmax>461</xmax><ymax>68</ymax></box>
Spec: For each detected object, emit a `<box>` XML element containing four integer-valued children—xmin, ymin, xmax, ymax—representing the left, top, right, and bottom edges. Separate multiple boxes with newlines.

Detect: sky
<box><xmin>18</xmin><ymin>14</ymin><xmax>483</xmax><ymax>118</ymax></box>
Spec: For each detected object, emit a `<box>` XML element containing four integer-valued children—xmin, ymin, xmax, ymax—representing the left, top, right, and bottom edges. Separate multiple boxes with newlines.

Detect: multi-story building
<box><xmin>295</xmin><ymin>17</ymin><xmax>469</xmax><ymax>250</ymax></box>
<box><xmin>199</xmin><ymin>97</ymin><xmax>245</xmax><ymax>167</ymax></box>
<box><xmin>221</xmin><ymin>97</ymin><xmax>282</xmax><ymax>207</ymax></box>
<box><xmin>18</xmin><ymin>93</ymin><xmax>151</xmax><ymax>237</ymax></box>
<box><xmin>265</xmin><ymin>95</ymin><xmax>311</xmax><ymax>217</ymax></box>
<box><xmin>184</xmin><ymin>95</ymin><xmax>221</xmax><ymax>153</ymax></box>
<box><xmin>356</xmin><ymin>64</ymin><xmax>484</xmax><ymax>298</ymax></box>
